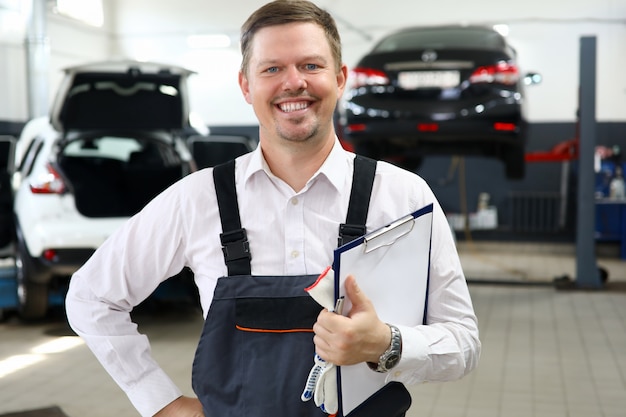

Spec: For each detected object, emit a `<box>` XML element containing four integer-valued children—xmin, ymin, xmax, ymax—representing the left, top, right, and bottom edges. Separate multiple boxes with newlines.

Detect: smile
<box><xmin>278</xmin><ymin>101</ymin><xmax>310</xmax><ymax>113</ymax></box>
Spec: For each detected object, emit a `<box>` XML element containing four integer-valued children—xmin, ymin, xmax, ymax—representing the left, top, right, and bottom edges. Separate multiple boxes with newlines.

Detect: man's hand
<box><xmin>312</xmin><ymin>275</ymin><xmax>391</xmax><ymax>366</ymax></box>
<box><xmin>154</xmin><ymin>396</ymin><xmax>204</xmax><ymax>417</ymax></box>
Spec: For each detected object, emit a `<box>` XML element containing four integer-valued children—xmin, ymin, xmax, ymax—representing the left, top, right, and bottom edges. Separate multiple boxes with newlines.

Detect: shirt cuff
<box><xmin>125</xmin><ymin>367</ymin><xmax>183</xmax><ymax>417</ymax></box>
<box><xmin>384</xmin><ymin>324</ymin><xmax>429</xmax><ymax>384</ymax></box>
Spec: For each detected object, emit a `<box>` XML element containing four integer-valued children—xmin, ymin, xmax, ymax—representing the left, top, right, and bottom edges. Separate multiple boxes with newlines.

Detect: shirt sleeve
<box><xmin>65</xmin><ymin>185</ymin><xmax>190</xmax><ymax>417</ymax></box>
<box><xmin>386</xmin><ymin>190</ymin><xmax>481</xmax><ymax>385</ymax></box>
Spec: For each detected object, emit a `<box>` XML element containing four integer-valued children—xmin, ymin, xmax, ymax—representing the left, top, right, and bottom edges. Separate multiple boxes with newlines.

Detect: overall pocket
<box><xmin>192</xmin><ymin>275</ymin><xmax>326</xmax><ymax>417</ymax></box>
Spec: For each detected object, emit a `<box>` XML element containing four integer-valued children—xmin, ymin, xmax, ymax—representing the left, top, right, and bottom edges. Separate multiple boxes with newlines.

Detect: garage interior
<box><xmin>0</xmin><ymin>1</ymin><xmax>625</xmax><ymax>417</ymax></box>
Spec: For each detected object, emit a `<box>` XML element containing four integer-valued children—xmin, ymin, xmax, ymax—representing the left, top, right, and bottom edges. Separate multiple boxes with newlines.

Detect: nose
<box><xmin>283</xmin><ymin>66</ymin><xmax>306</xmax><ymax>91</ymax></box>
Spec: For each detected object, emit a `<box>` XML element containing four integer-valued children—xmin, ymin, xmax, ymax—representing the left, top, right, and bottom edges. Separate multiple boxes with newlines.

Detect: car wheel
<box><xmin>15</xmin><ymin>241</ymin><xmax>48</xmax><ymax>320</ymax></box>
<box><xmin>503</xmin><ymin>145</ymin><xmax>526</xmax><ymax>180</ymax></box>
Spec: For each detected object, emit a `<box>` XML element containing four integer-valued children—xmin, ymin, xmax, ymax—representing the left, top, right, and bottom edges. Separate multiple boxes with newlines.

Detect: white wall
<box><xmin>0</xmin><ymin>0</ymin><xmax>114</xmax><ymax>123</ymax></box>
<box><xmin>0</xmin><ymin>0</ymin><xmax>29</xmax><ymax>122</ymax></box>
<box><xmin>0</xmin><ymin>0</ymin><xmax>625</xmax><ymax>126</ymax></box>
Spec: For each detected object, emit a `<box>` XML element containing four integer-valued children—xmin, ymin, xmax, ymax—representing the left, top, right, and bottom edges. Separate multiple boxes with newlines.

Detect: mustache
<box><xmin>273</xmin><ymin>91</ymin><xmax>318</xmax><ymax>102</ymax></box>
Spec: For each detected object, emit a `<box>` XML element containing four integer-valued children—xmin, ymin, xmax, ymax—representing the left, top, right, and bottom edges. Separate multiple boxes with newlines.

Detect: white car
<box><xmin>11</xmin><ymin>60</ymin><xmax>201</xmax><ymax>319</ymax></box>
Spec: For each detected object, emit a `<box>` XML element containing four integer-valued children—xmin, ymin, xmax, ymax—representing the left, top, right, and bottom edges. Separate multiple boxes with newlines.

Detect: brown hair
<box><xmin>240</xmin><ymin>0</ymin><xmax>342</xmax><ymax>75</ymax></box>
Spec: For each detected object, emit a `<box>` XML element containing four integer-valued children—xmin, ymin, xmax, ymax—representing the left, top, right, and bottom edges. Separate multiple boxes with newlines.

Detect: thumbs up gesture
<box><xmin>314</xmin><ymin>275</ymin><xmax>391</xmax><ymax>367</ymax></box>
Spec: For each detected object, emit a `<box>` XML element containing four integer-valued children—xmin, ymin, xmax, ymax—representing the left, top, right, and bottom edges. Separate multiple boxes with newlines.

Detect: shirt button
<box><xmin>394</xmin><ymin>371</ymin><xmax>402</xmax><ymax>378</ymax></box>
<box><xmin>291</xmin><ymin>197</ymin><xmax>299</xmax><ymax>205</ymax></box>
<box><xmin>291</xmin><ymin>250</ymin><xmax>300</xmax><ymax>258</ymax></box>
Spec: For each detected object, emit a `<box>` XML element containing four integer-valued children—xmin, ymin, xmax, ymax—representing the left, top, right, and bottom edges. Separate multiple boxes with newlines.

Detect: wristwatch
<box><xmin>367</xmin><ymin>324</ymin><xmax>402</xmax><ymax>373</ymax></box>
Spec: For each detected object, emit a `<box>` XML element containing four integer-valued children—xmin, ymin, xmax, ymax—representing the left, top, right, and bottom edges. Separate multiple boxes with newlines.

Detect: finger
<box><xmin>344</xmin><ymin>275</ymin><xmax>369</xmax><ymax>312</ymax></box>
<box><xmin>312</xmin><ymin>332</ymin><xmax>331</xmax><ymax>359</ymax></box>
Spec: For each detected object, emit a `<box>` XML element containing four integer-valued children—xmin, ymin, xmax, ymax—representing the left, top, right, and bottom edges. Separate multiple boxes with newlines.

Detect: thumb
<box><xmin>345</xmin><ymin>275</ymin><xmax>369</xmax><ymax>313</ymax></box>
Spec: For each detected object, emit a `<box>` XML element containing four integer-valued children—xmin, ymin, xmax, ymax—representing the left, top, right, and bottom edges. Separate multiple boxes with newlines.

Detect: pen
<box><xmin>332</xmin><ymin>296</ymin><xmax>345</xmax><ymax>315</ymax></box>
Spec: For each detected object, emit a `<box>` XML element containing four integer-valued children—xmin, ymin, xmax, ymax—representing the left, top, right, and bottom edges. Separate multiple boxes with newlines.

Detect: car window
<box><xmin>19</xmin><ymin>138</ymin><xmax>44</xmax><ymax>177</ymax></box>
<box><xmin>62</xmin><ymin>137</ymin><xmax>143</xmax><ymax>162</ymax></box>
<box><xmin>373</xmin><ymin>27</ymin><xmax>505</xmax><ymax>52</ymax></box>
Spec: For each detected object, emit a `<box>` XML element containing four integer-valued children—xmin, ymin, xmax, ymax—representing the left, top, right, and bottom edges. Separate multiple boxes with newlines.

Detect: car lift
<box><xmin>0</xmin><ymin>259</ymin><xmax>17</xmax><ymax>318</ymax></box>
<box><xmin>525</xmin><ymin>137</ymin><xmax>579</xmax><ymax>231</ymax></box>
<box><xmin>542</xmin><ymin>37</ymin><xmax>602</xmax><ymax>289</ymax></box>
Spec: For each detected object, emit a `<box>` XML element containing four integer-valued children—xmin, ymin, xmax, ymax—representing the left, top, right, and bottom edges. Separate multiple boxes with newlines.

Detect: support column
<box><xmin>25</xmin><ymin>0</ymin><xmax>50</xmax><ymax>119</ymax></box>
<box><xmin>575</xmin><ymin>36</ymin><xmax>602</xmax><ymax>288</ymax></box>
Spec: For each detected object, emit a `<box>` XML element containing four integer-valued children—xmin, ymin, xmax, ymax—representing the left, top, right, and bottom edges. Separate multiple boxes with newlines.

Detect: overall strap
<box><xmin>338</xmin><ymin>155</ymin><xmax>377</xmax><ymax>246</ymax></box>
<box><xmin>213</xmin><ymin>155</ymin><xmax>377</xmax><ymax>276</ymax></box>
<box><xmin>213</xmin><ymin>160</ymin><xmax>251</xmax><ymax>276</ymax></box>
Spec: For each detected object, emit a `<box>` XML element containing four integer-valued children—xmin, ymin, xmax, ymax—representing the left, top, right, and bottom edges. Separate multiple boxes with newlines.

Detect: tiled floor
<box><xmin>0</xmin><ymin>242</ymin><xmax>624</xmax><ymax>417</ymax></box>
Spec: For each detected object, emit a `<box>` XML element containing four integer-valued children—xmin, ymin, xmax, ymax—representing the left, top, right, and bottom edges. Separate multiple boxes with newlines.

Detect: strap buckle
<box><xmin>338</xmin><ymin>223</ymin><xmax>366</xmax><ymax>246</ymax></box>
<box><xmin>220</xmin><ymin>228</ymin><xmax>251</xmax><ymax>261</ymax></box>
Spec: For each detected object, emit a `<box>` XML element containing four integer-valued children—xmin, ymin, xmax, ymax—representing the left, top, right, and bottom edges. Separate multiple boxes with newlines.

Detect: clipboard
<box><xmin>332</xmin><ymin>203</ymin><xmax>433</xmax><ymax>416</ymax></box>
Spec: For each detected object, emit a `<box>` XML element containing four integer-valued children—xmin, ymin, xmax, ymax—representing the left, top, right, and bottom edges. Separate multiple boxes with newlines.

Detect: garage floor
<box><xmin>0</xmin><ymin>242</ymin><xmax>625</xmax><ymax>417</ymax></box>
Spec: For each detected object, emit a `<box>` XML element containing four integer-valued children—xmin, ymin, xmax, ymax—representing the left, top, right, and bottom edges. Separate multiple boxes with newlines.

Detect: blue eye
<box><xmin>305</xmin><ymin>64</ymin><xmax>318</xmax><ymax>70</ymax></box>
<box><xmin>266</xmin><ymin>67</ymin><xmax>278</xmax><ymax>73</ymax></box>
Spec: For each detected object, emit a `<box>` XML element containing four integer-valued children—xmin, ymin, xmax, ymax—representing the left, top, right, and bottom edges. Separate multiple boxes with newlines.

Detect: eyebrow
<box><xmin>255</xmin><ymin>54</ymin><xmax>329</xmax><ymax>69</ymax></box>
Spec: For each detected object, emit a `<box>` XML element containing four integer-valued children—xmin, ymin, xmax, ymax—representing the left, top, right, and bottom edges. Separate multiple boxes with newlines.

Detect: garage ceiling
<box><xmin>111</xmin><ymin>0</ymin><xmax>607</xmax><ymax>42</ymax></box>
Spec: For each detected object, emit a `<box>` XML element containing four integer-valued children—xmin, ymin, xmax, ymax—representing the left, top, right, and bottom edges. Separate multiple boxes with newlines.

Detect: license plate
<box><xmin>398</xmin><ymin>71</ymin><xmax>460</xmax><ymax>89</ymax></box>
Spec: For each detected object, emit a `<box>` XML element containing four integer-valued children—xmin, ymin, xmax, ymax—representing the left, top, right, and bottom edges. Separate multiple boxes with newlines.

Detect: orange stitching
<box><xmin>235</xmin><ymin>325</ymin><xmax>314</xmax><ymax>333</ymax></box>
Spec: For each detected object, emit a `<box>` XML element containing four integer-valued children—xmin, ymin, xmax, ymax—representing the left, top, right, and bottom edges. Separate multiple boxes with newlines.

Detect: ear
<box><xmin>238</xmin><ymin>71</ymin><xmax>252</xmax><ymax>104</ymax></box>
<box><xmin>336</xmin><ymin>63</ymin><xmax>348</xmax><ymax>97</ymax></box>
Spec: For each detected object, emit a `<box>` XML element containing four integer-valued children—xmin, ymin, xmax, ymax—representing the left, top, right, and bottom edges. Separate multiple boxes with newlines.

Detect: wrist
<box><xmin>370</xmin><ymin>322</ymin><xmax>392</xmax><ymax>362</ymax></box>
<box><xmin>367</xmin><ymin>323</ymin><xmax>402</xmax><ymax>373</ymax></box>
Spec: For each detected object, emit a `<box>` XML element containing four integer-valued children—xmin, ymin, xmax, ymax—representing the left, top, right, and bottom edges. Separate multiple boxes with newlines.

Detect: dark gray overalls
<box><xmin>191</xmin><ymin>156</ymin><xmax>411</xmax><ymax>417</ymax></box>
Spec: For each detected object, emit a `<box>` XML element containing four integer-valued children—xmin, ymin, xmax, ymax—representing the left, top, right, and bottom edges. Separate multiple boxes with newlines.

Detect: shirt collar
<box><xmin>316</xmin><ymin>138</ymin><xmax>351</xmax><ymax>193</ymax></box>
<box><xmin>242</xmin><ymin>138</ymin><xmax>351</xmax><ymax>193</ymax></box>
<box><xmin>243</xmin><ymin>144</ymin><xmax>268</xmax><ymax>183</ymax></box>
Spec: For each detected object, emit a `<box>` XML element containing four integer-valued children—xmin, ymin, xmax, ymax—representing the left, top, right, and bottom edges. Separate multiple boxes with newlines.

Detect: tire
<box><xmin>15</xmin><ymin>240</ymin><xmax>48</xmax><ymax>320</ymax></box>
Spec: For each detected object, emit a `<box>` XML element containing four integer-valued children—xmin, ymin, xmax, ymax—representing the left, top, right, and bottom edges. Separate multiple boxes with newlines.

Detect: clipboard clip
<box><xmin>363</xmin><ymin>215</ymin><xmax>415</xmax><ymax>253</ymax></box>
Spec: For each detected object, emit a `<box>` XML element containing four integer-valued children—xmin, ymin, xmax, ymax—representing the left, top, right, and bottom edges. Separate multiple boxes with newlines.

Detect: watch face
<box><xmin>384</xmin><ymin>354</ymin><xmax>400</xmax><ymax>370</ymax></box>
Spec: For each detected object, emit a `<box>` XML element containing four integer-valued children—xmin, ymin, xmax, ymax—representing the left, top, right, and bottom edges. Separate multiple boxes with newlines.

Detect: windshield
<box><xmin>374</xmin><ymin>27</ymin><xmax>506</xmax><ymax>52</ymax></box>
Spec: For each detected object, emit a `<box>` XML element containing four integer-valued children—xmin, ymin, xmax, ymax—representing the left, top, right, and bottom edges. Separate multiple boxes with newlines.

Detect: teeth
<box><xmin>279</xmin><ymin>101</ymin><xmax>309</xmax><ymax>112</ymax></box>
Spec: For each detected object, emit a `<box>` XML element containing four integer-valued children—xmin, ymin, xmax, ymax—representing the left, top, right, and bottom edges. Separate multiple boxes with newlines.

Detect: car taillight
<box><xmin>417</xmin><ymin>123</ymin><xmax>439</xmax><ymax>132</ymax></box>
<box><xmin>469</xmin><ymin>62</ymin><xmax>519</xmax><ymax>85</ymax></box>
<box><xmin>43</xmin><ymin>249</ymin><xmax>58</xmax><ymax>262</ymax></box>
<box><xmin>346</xmin><ymin>124</ymin><xmax>367</xmax><ymax>133</ymax></box>
<box><xmin>494</xmin><ymin>122</ymin><xmax>517</xmax><ymax>131</ymax></box>
<box><xmin>349</xmin><ymin>67</ymin><xmax>390</xmax><ymax>88</ymax></box>
<box><xmin>30</xmin><ymin>163</ymin><xmax>67</xmax><ymax>194</ymax></box>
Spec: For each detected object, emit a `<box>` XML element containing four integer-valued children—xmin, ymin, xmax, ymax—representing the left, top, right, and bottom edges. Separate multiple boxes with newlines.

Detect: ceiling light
<box><xmin>55</xmin><ymin>0</ymin><xmax>103</xmax><ymax>27</ymax></box>
<box><xmin>187</xmin><ymin>34</ymin><xmax>231</xmax><ymax>49</ymax></box>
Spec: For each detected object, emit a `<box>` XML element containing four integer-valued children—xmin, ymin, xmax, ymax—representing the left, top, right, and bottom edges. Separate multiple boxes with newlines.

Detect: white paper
<box><xmin>333</xmin><ymin>205</ymin><xmax>433</xmax><ymax>415</ymax></box>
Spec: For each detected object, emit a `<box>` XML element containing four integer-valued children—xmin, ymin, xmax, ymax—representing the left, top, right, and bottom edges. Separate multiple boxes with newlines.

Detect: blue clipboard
<box><xmin>332</xmin><ymin>203</ymin><xmax>433</xmax><ymax>416</ymax></box>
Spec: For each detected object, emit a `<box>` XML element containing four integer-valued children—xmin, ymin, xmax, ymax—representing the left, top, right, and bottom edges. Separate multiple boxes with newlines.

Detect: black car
<box><xmin>340</xmin><ymin>25</ymin><xmax>540</xmax><ymax>179</ymax></box>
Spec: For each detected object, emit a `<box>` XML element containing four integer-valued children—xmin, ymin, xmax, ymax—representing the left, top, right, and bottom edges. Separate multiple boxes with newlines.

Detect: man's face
<box><xmin>239</xmin><ymin>22</ymin><xmax>347</xmax><ymax>146</ymax></box>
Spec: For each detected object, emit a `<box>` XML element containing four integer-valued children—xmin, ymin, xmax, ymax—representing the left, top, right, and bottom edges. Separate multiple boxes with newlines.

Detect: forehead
<box><xmin>249</xmin><ymin>22</ymin><xmax>333</xmax><ymax>63</ymax></box>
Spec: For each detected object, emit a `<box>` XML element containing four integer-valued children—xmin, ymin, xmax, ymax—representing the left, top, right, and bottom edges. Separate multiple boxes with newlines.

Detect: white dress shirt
<box><xmin>66</xmin><ymin>139</ymin><xmax>480</xmax><ymax>417</ymax></box>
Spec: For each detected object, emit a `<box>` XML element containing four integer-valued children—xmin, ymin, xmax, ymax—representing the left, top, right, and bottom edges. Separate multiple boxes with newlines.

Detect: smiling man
<box><xmin>239</xmin><ymin>18</ymin><xmax>348</xmax><ymax>192</ymax></box>
<box><xmin>66</xmin><ymin>2</ymin><xmax>480</xmax><ymax>417</ymax></box>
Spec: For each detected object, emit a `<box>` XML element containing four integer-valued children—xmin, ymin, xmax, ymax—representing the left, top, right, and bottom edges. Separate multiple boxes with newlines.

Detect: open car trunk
<box><xmin>57</xmin><ymin>133</ymin><xmax>187</xmax><ymax>217</ymax></box>
<box><xmin>51</xmin><ymin>61</ymin><xmax>194</xmax><ymax>133</ymax></box>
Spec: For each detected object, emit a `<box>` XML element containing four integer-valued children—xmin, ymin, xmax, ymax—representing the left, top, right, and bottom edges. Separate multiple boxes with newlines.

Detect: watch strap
<box><xmin>367</xmin><ymin>324</ymin><xmax>402</xmax><ymax>373</ymax></box>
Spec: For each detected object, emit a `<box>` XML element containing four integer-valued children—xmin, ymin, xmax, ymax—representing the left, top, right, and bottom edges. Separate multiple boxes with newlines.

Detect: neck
<box><xmin>261</xmin><ymin>136</ymin><xmax>335</xmax><ymax>192</ymax></box>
